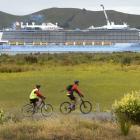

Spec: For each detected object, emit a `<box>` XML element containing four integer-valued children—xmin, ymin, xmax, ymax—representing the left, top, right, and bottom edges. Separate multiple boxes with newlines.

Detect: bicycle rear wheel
<box><xmin>21</xmin><ymin>104</ymin><xmax>34</xmax><ymax>117</ymax></box>
<box><xmin>41</xmin><ymin>104</ymin><xmax>53</xmax><ymax>117</ymax></box>
<box><xmin>80</xmin><ymin>101</ymin><xmax>92</xmax><ymax>114</ymax></box>
<box><xmin>60</xmin><ymin>102</ymin><xmax>71</xmax><ymax>114</ymax></box>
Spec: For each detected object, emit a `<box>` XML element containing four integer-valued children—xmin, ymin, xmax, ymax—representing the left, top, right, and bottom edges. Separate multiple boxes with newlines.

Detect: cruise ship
<box><xmin>0</xmin><ymin>5</ymin><xmax>140</xmax><ymax>46</ymax></box>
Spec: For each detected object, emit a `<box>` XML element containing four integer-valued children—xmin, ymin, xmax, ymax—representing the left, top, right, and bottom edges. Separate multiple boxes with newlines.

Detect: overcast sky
<box><xmin>0</xmin><ymin>0</ymin><xmax>140</xmax><ymax>15</ymax></box>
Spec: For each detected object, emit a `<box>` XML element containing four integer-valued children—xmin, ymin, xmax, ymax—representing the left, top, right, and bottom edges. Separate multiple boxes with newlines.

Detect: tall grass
<box><xmin>0</xmin><ymin>116</ymin><xmax>139</xmax><ymax>140</ymax></box>
<box><xmin>0</xmin><ymin>65</ymin><xmax>31</xmax><ymax>73</ymax></box>
<box><xmin>1</xmin><ymin>52</ymin><xmax>140</xmax><ymax>68</ymax></box>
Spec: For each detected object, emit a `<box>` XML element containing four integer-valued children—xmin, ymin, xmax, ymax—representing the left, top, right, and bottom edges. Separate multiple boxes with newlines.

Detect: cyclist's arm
<box><xmin>75</xmin><ymin>89</ymin><xmax>84</xmax><ymax>97</ymax></box>
<box><xmin>34</xmin><ymin>91</ymin><xmax>45</xmax><ymax>98</ymax></box>
<box><xmin>72</xmin><ymin>85</ymin><xmax>84</xmax><ymax>97</ymax></box>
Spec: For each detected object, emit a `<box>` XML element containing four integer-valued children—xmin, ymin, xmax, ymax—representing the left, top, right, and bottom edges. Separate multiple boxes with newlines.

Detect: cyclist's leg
<box><xmin>37</xmin><ymin>98</ymin><xmax>43</xmax><ymax>107</ymax></box>
<box><xmin>72</xmin><ymin>95</ymin><xmax>77</xmax><ymax>109</ymax></box>
<box><xmin>68</xmin><ymin>94</ymin><xmax>76</xmax><ymax>109</ymax></box>
<box><xmin>30</xmin><ymin>98</ymin><xmax>39</xmax><ymax>112</ymax></box>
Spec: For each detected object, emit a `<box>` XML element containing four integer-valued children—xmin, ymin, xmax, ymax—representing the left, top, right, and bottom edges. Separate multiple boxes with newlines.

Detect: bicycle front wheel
<box><xmin>80</xmin><ymin>101</ymin><xmax>92</xmax><ymax>114</ymax></box>
<box><xmin>60</xmin><ymin>102</ymin><xmax>71</xmax><ymax>114</ymax></box>
<box><xmin>41</xmin><ymin>104</ymin><xmax>53</xmax><ymax>117</ymax></box>
<box><xmin>21</xmin><ymin>104</ymin><xmax>34</xmax><ymax>117</ymax></box>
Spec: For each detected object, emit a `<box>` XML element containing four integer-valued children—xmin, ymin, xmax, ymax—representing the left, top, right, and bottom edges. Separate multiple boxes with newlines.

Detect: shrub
<box><xmin>0</xmin><ymin>109</ymin><xmax>5</xmax><ymax>124</ymax></box>
<box><xmin>112</xmin><ymin>91</ymin><xmax>140</xmax><ymax>135</ymax></box>
<box><xmin>0</xmin><ymin>65</ymin><xmax>23</xmax><ymax>73</ymax></box>
<box><xmin>24</xmin><ymin>55</ymin><xmax>38</xmax><ymax>64</ymax></box>
<box><xmin>113</xmin><ymin>91</ymin><xmax>140</xmax><ymax>124</ymax></box>
<box><xmin>120</xmin><ymin>56</ymin><xmax>132</xmax><ymax>66</ymax></box>
<box><xmin>116</xmin><ymin>113</ymin><xmax>131</xmax><ymax>136</ymax></box>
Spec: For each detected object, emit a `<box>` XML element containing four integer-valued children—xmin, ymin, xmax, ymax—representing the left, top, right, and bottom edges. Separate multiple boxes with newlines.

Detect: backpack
<box><xmin>66</xmin><ymin>85</ymin><xmax>73</xmax><ymax>91</ymax></box>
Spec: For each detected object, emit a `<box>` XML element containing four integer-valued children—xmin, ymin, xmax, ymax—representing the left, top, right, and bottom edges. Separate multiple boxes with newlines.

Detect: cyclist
<box><xmin>66</xmin><ymin>80</ymin><xmax>84</xmax><ymax>109</ymax></box>
<box><xmin>29</xmin><ymin>85</ymin><xmax>45</xmax><ymax>112</ymax></box>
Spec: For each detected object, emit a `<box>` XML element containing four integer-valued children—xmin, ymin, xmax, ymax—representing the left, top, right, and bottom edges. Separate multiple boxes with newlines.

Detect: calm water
<box><xmin>0</xmin><ymin>43</ymin><xmax>140</xmax><ymax>55</ymax></box>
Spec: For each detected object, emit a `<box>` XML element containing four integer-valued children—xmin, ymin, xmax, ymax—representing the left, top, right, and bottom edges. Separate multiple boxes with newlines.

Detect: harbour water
<box><xmin>0</xmin><ymin>43</ymin><xmax>140</xmax><ymax>55</ymax></box>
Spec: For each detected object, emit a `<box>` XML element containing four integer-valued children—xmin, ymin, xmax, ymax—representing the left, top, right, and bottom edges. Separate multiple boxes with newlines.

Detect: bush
<box><xmin>0</xmin><ymin>65</ymin><xmax>23</xmax><ymax>73</ymax></box>
<box><xmin>24</xmin><ymin>55</ymin><xmax>38</xmax><ymax>64</ymax></box>
<box><xmin>120</xmin><ymin>57</ymin><xmax>132</xmax><ymax>66</ymax></box>
<box><xmin>0</xmin><ymin>109</ymin><xmax>5</xmax><ymax>124</ymax></box>
<box><xmin>116</xmin><ymin>113</ymin><xmax>131</xmax><ymax>136</ymax></box>
<box><xmin>113</xmin><ymin>92</ymin><xmax>140</xmax><ymax>124</ymax></box>
<box><xmin>112</xmin><ymin>91</ymin><xmax>140</xmax><ymax>135</ymax></box>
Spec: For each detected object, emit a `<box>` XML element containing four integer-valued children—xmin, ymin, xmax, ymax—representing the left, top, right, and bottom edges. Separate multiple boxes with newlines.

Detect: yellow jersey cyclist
<box><xmin>29</xmin><ymin>85</ymin><xmax>45</xmax><ymax>112</ymax></box>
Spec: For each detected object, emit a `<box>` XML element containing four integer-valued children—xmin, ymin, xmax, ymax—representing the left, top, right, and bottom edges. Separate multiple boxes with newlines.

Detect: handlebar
<box><xmin>40</xmin><ymin>97</ymin><xmax>46</xmax><ymax>104</ymax></box>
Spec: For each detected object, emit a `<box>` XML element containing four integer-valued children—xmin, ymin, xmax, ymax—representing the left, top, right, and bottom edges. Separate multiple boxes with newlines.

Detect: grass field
<box><xmin>0</xmin><ymin>53</ymin><xmax>140</xmax><ymax>140</ymax></box>
<box><xmin>0</xmin><ymin>62</ymin><xmax>140</xmax><ymax>111</ymax></box>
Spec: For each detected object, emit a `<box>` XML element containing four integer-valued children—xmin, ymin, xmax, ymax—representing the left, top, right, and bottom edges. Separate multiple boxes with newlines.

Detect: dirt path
<box><xmin>28</xmin><ymin>112</ymin><xmax>116</xmax><ymax>122</ymax></box>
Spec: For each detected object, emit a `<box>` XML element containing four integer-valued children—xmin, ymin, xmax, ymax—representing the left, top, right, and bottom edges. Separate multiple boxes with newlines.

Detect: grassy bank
<box><xmin>0</xmin><ymin>116</ymin><xmax>140</xmax><ymax>140</ymax></box>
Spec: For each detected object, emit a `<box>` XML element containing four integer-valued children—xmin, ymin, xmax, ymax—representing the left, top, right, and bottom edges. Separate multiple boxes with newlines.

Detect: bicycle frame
<box><xmin>22</xmin><ymin>98</ymin><xmax>53</xmax><ymax>117</ymax></box>
<box><xmin>80</xmin><ymin>97</ymin><xmax>87</xmax><ymax>108</ymax></box>
<box><xmin>60</xmin><ymin>96</ymin><xmax>92</xmax><ymax>114</ymax></box>
<box><xmin>70</xmin><ymin>96</ymin><xmax>84</xmax><ymax>108</ymax></box>
<box><xmin>33</xmin><ymin>99</ymin><xmax>45</xmax><ymax>111</ymax></box>
<box><xmin>32</xmin><ymin>99</ymin><xmax>45</xmax><ymax>112</ymax></box>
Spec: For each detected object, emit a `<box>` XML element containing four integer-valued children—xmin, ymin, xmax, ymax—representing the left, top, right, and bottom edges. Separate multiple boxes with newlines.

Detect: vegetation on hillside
<box><xmin>1</xmin><ymin>8</ymin><xmax>140</xmax><ymax>29</ymax></box>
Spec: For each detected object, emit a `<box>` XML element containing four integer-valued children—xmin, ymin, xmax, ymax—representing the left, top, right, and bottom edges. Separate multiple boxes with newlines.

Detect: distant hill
<box><xmin>0</xmin><ymin>8</ymin><xmax>140</xmax><ymax>29</ymax></box>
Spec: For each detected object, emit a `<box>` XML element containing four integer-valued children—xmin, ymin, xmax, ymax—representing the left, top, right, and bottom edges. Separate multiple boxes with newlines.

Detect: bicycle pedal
<box><xmin>71</xmin><ymin>107</ymin><xmax>75</xmax><ymax>110</ymax></box>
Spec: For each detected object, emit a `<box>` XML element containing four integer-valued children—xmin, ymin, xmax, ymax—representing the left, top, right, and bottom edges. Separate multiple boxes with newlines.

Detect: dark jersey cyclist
<box><xmin>66</xmin><ymin>80</ymin><xmax>84</xmax><ymax>109</ymax></box>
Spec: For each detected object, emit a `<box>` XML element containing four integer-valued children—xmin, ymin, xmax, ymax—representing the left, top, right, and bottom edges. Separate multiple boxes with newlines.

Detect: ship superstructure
<box><xmin>88</xmin><ymin>5</ymin><xmax>128</xmax><ymax>30</ymax></box>
<box><xmin>17</xmin><ymin>22</ymin><xmax>63</xmax><ymax>31</ymax></box>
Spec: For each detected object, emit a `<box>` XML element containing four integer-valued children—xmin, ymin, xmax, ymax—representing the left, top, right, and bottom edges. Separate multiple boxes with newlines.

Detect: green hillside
<box><xmin>0</xmin><ymin>8</ymin><xmax>140</xmax><ymax>29</ymax></box>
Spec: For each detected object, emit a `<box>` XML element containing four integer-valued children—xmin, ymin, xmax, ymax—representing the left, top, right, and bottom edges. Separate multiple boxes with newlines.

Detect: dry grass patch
<box><xmin>0</xmin><ymin>116</ymin><xmax>140</xmax><ymax>140</ymax></box>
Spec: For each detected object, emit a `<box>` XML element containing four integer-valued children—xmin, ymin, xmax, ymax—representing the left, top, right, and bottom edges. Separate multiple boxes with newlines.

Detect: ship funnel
<box><xmin>100</xmin><ymin>4</ymin><xmax>110</xmax><ymax>26</ymax></box>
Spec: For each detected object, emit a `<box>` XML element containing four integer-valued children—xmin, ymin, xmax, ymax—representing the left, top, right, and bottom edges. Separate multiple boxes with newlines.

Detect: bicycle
<box><xmin>21</xmin><ymin>99</ymin><xmax>53</xmax><ymax>117</ymax></box>
<box><xmin>60</xmin><ymin>96</ymin><xmax>92</xmax><ymax>114</ymax></box>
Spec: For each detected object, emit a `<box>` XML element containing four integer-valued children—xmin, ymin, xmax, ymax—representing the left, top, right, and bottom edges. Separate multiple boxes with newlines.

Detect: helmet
<box><xmin>36</xmin><ymin>85</ymin><xmax>41</xmax><ymax>89</ymax></box>
<box><xmin>74</xmin><ymin>80</ymin><xmax>79</xmax><ymax>84</ymax></box>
